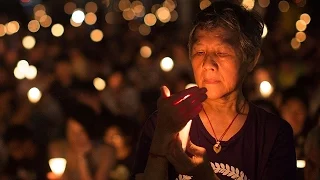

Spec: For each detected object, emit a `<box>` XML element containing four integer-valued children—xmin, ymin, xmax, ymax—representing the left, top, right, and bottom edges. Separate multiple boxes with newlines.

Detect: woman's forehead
<box><xmin>193</xmin><ymin>27</ymin><xmax>238</xmax><ymax>45</ymax></box>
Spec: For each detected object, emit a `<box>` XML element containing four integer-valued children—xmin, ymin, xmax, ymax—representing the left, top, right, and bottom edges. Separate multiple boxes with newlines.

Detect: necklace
<box><xmin>203</xmin><ymin>101</ymin><xmax>246</xmax><ymax>154</ymax></box>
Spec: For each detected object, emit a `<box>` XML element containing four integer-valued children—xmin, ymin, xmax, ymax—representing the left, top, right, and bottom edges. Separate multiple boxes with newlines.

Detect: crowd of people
<box><xmin>0</xmin><ymin>0</ymin><xmax>319</xmax><ymax>179</ymax></box>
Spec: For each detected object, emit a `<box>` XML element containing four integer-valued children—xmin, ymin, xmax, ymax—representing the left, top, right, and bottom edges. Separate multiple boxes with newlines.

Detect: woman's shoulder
<box><xmin>250</xmin><ymin>102</ymin><xmax>285</xmax><ymax>124</ymax></box>
<box><xmin>249</xmin><ymin>102</ymin><xmax>293</xmax><ymax>135</ymax></box>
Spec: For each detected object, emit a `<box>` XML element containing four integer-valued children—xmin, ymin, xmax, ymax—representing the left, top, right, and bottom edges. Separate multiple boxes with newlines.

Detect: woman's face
<box><xmin>104</xmin><ymin>126</ymin><xmax>126</xmax><ymax>148</ymax></box>
<box><xmin>191</xmin><ymin>28</ymin><xmax>247</xmax><ymax>100</ymax></box>
<box><xmin>281</xmin><ymin>98</ymin><xmax>307</xmax><ymax>136</ymax></box>
<box><xmin>66</xmin><ymin>119</ymin><xmax>90</xmax><ymax>146</ymax></box>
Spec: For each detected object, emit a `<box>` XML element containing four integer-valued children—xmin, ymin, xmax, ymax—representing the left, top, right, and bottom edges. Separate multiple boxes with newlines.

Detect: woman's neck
<box><xmin>203</xmin><ymin>92</ymin><xmax>246</xmax><ymax>115</ymax></box>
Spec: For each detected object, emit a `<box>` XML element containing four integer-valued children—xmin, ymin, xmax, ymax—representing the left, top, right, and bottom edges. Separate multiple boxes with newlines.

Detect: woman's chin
<box><xmin>206</xmin><ymin>91</ymin><xmax>226</xmax><ymax>100</ymax></box>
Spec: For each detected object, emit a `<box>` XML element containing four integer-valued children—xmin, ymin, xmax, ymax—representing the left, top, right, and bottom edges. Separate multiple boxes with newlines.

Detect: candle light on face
<box><xmin>49</xmin><ymin>158</ymin><xmax>67</xmax><ymax>177</ymax></box>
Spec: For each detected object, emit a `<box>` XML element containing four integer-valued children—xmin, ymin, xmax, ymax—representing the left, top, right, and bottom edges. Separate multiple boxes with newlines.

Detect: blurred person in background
<box><xmin>304</xmin><ymin>106</ymin><xmax>320</xmax><ymax>180</ymax></box>
<box><xmin>280</xmin><ymin>86</ymin><xmax>312</xmax><ymax>159</ymax></box>
<box><xmin>101</xmin><ymin>69</ymin><xmax>141</xmax><ymax>120</ymax></box>
<box><xmin>47</xmin><ymin>53</ymin><xmax>76</xmax><ymax>116</ymax></box>
<box><xmin>279</xmin><ymin>86</ymin><xmax>313</xmax><ymax>179</ymax></box>
<box><xmin>48</xmin><ymin>103</ymin><xmax>116</xmax><ymax>180</ymax></box>
<box><xmin>104</xmin><ymin>120</ymin><xmax>139</xmax><ymax>180</ymax></box>
<box><xmin>0</xmin><ymin>125</ymin><xmax>48</xmax><ymax>180</ymax></box>
<box><xmin>71</xmin><ymin>79</ymin><xmax>117</xmax><ymax>136</ymax></box>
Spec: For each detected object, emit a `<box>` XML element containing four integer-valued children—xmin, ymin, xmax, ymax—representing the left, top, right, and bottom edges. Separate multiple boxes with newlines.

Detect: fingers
<box><xmin>187</xmin><ymin>140</ymin><xmax>206</xmax><ymax>156</ymax></box>
<box><xmin>160</xmin><ymin>85</ymin><xmax>171</xmax><ymax>98</ymax></box>
<box><xmin>173</xmin><ymin>87</ymin><xmax>207</xmax><ymax>105</ymax></box>
<box><xmin>178</xmin><ymin>92</ymin><xmax>207</xmax><ymax>112</ymax></box>
<box><xmin>167</xmin><ymin>137</ymin><xmax>194</xmax><ymax>173</ymax></box>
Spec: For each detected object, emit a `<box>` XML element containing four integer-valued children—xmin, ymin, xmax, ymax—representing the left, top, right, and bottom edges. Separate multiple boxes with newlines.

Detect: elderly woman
<box><xmin>131</xmin><ymin>1</ymin><xmax>296</xmax><ymax>180</ymax></box>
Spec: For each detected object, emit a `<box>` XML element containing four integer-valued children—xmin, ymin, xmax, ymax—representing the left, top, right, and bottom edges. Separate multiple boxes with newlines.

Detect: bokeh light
<box><xmin>34</xmin><ymin>10</ymin><xmax>46</xmax><ymax>21</ymax></box>
<box><xmin>64</xmin><ymin>2</ymin><xmax>77</xmax><ymax>15</ymax></box>
<box><xmin>39</xmin><ymin>15</ymin><xmax>52</xmax><ymax>28</ymax></box>
<box><xmin>25</xmin><ymin>65</ymin><xmax>37</xmax><ymax>80</ymax></box>
<box><xmin>0</xmin><ymin>24</ymin><xmax>6</xmax><ymax>37</ymax></box>
<box><xmin>22</xmin><ymin>36</ymin><xmax>36</xmax><ymax>49</ymax></box>
<box><xmin>6</xmin><ymin>21</ymin><xmax>20</xmax><ymax>35</ymax></box>
<box><xmin>70</xmin><ymin>18</ymin><xmax>82</xmax><ymax>27</ymax></box>
<box><xmin>258</xmin><ymin>0</ymin><xmax>270</xmax><ymax>8</ymax></box>
<box><xmin>295</xmin><ymin>32</ymin><xmax>306</xmax><ymax>42</ymax></box>
<box><xmin>259</xmin><ymin>81</ymin><xmax>273</xmax><ymax>98</ymax></box>
<box><xmin>33</xmin><ymin>4</ymin><xmax>46</xmax><ymax>13</ymax></box>
<box><xmin>28</xmin><ymin>20</ymin><xmax>40</xmax><ymax>32</ymax></box>
<box><xmin>291</xmin><ymin>38</ymin><xmax>301</xmax><ymax>50</ymax></box>
<box><xmin>278</xmin><ymin>1</ymin><xmax>290</xmax><ymax>12</ymax></box>
<box><xmin>85</xmin><ymin>2</ymin><xmax>98</xmax><ymax>13</ymax></box>
<box><xmin>300</xmin><ymin>13</ymin><xmax>311</xmax><ymax>24</ymax></box>
<box><xmin>51</xmin><ymin>24</ymin><xmax>64</xmax><ymax>37</ymax></box>
<box><xmin>72</xmin><ymin>9</ymin><xmax>85</xmax><ymax>24</ymax></box>
<box><xmin>14</xmin><ymin>67</ymin><xmax>25</xmax><ymax>80</ymax></box>
<box><xmin>160</xmin><ymin>57</ymin><xmax>174</xmax><ymax>72</ymax></box>
<box><xmin>151</xmin><ymin>4</ymin><xmax>161</xmax><ymax>14</ymax></box>
<box><xmin>242</xmin><ymin>0</ymin><xmax>255</xmax><ymax>10</ymax></box>
<box><xmin>17</xmin><ymin>60</ymin><xmax>29</xmax><ymax>74</ymax></box>
<box><xmin>28</xmin><ymin>87</ymin><xmax>42</xmax><ymax>103</ymax></box>
<box><xmin>296</xmin><ymin>20</ymin><xmax>307</xmax><ymax>31</ymax></box>
<box><xmin>105</xmin><ymin>12</ymin><xmax>118</xmax><ymax>24</ymax></box>
<box><xmin>85</xmin><ymin>12</ymin><xmax>97</xmax><ymax>25</ymax></box>
<box><xmin>139</xmin><ymin>24</ymin><xmax>151</xmax><ymax>36</ymax></box>
<box><xmin>93</xmin><ymin>77</ymin><xmax>106</xmax><ymax>91</ymax></box>
<box><xmin>144</xmin><ymin>13</ymin><xmax>157</xmax><ymax>26</ymax></box>
<box><xmin>200</xmin><ymin>0</ymin><xmax>211</xmax><ymax>10</ymax></box>
<box><xmin>170</xmin><ymin>10</ymin><xmax>178</xmax><ymax>22</ymax></box>
<box><xmin>118</xmin><ymin>0</ymin><xmax>131</xmax><ymax>11</ymax></box>
<box><xmin>122</xmin><ymin>9</ymin><xmax>135</xmax><ymax>21</ymax></box>
<box><xmin>163</xmin><ymin>0</ymin><xmax>176</xmax><ymax>12</ymax></box>
<box><xmin>140</xmin><ymin>46</ymin><xmax>152</xmax><ymax>58</ymax></box>
<box><xmin>156</xmin><ymin>7</ymin><xmax>171</xmax><ymax>23</ymax></box>
<box><xmin>90</xmin><ymin>29</ymin><xmax>104</xmax><ymax>42</ymax></box>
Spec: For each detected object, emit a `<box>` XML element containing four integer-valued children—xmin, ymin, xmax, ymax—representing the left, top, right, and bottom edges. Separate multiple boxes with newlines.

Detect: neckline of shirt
<box><xmin>195</xmin><ymin>101</ymin><xmax>254</xmax><ymax>147</ymax></box>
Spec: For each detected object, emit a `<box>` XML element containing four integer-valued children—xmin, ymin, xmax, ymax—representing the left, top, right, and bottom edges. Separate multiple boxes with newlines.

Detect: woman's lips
<box><xmin>203</xmin><ymin>79</ymin><xmax>220</xmax><ymax>84</ymax></box>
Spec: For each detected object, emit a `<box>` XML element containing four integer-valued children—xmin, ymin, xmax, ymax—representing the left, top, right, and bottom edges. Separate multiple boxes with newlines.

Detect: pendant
<box><xmin>213</xmin><ymin>143</ymin><xmax>221</xmax><ymax>154</ymax></box>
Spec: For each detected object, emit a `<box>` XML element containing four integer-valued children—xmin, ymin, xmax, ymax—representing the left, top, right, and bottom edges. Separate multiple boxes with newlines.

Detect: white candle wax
<box><xmin>179</xmin><ymin>120</ymin><xmax>192</xmax><ymax>151</ymax></box>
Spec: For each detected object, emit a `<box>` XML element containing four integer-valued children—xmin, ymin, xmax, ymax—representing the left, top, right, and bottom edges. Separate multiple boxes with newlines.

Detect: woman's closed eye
<box><xmin>194</xmin><ymin>51</ymin><xmax>205</xmax><ymax>56</ymax></box>
<box><xmin>216</xmin><ymin>52</ymin><xmax>229</xmax><ymax>57</ymax></box>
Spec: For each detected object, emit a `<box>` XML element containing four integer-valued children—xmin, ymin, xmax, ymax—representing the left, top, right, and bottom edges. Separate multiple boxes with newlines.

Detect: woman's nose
<box><xmin>203</xmin><ymin>54</ymin><xmax>218</xmax><ymax>70</ymax></box>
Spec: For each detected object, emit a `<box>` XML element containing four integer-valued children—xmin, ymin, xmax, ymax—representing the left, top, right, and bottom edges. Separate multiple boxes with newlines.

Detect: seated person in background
<box><xmin>279</xmin><ymin>86</ymin><xmax>312</xmax><ymax>160</ymax></box>
<box><xmin>0</xmin><ymin>125</ymin><xmax>47</xmax><ymax>180</ymax></box>
<box><xmin>48</xmin><ymin>103</ymin><xmax>116</xmax><ymax>180</ymax></box>
<box><xmin>104</xmin><ymin>120</ymin><xmax>139</xmax><ymax>180</ymax></box>
<box><xmin>304</xmin><ymin>107</ymin><xmax>320</xmax><ymax>180</ymax></box>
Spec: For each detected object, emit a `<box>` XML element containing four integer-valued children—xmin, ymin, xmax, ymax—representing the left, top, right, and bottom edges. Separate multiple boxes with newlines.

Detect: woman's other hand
<box><xmin>167</xmin><ymin>136</ymin><xmax>218</xmax><ymax>180</ymax></box>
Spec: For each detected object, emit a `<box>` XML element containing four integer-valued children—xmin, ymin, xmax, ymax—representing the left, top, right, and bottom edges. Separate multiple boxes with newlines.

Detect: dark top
<box><xmin>131</xmin><ymin>102</ymin><xmax>297</xmax><ymax>180</ymax></box>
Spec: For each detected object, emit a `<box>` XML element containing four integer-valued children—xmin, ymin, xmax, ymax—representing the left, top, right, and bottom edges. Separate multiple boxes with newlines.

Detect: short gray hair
<box><xmin>188</xmin><ymin>1</ymin><xmax>264</xmax><ymax>63</ymax></box>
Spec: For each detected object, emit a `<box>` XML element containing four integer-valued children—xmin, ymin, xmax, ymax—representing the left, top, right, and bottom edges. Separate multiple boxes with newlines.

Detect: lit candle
<box><xmin>49</xmin><ymin>158</ymin><xmax>67</xmax><ymax>177</ymax></box>
<box><xmin>179</xmin><ymin>120</ymin><xmax>192</xmax><ymax>151</ymax></box>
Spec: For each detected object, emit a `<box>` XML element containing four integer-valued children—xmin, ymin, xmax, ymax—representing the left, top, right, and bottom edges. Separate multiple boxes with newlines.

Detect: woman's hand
<box><xmin>156</xmin><ymin>86</ymin><xmax>207</xmax><ymax>136</ymax></box>
<box><xmin>167</xmin><ymin>136</ymin><xmax>217</xmax><ymax>180</ymax></box>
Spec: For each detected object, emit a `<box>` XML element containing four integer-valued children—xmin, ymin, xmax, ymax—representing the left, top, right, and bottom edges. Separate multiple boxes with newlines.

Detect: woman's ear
<box><xmin>247</xmin><ymin>50</ymin><xmax>261</xmax><ymax>72</ymax></box>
